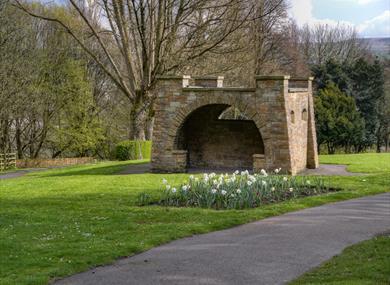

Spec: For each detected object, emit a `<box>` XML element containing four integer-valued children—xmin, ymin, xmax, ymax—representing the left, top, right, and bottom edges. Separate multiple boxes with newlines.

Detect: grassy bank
<box><xmin>0</xmin><ymin>154</ymin><xmax>389</xmax><ymax>284</ymax></box>
<box><xmin>291</xmin><ymin>234</ymin><xmax>390</xmax><ymax>284</ymax></box>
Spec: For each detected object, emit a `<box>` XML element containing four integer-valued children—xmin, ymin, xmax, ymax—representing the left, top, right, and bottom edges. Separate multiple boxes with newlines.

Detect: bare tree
<box><xmin>14</xmin><ymin>0</ymin><xmax>278</xmax><ymax>139</ymax></box>
<box><xmin>0</xmin><ymin>1</ymin><xmax>35</xmax><ymax>155</ymax></box>
<box><xmin>251</xmin><ymin>0</ymin><xmax>288</xmax><ymax>74</ymax></box>
<box><xmin>299</xmin><ymin>23</ymin><xmax>368</xmax><ymax>66</ymax></box>
<box><xmin>177</xmin><ymin>0</ymin><xmax>291</xmax><ymax>86</ymax></box>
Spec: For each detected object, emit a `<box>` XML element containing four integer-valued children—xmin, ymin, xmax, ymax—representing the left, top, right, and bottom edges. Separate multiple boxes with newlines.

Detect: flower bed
<box><xmin>150</xmin><ymin>169</ymin><xmax>331</xmax><ymax>210</ymax></box>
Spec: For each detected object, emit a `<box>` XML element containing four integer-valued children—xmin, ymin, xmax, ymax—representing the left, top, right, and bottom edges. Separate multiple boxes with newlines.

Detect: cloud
<box><xmin>358</xmin><ymin>10</ymin><xmax>390</xmax><ymax>37</ymax></box>
<box><xmin>289</xmin><ymin>0</ymin><xmax>354</xmax><ymax>28</ymax></box>
<box><xmin>289</xmin><ymin>0</ymin><xmax>390</xmax><ymax>38</ymax></box>
<box><xmin>357</xmin><ymin>0</ymin><xmax>378</xmax><ymax>4</ymax></box>
<box><xmin>289</xmin><ymin>0</ymin><xmax>313</xmax><ymax>27</ymax></box>
<box><xmin>333</xmin><ymin>0</ymin><xmax>380</xmax><ymax>5</ymax></box>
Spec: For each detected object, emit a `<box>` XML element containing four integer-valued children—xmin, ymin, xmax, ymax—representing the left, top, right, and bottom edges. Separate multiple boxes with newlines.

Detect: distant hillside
<box><xmin>361</xmin><ymin>37</ymin><xmax>390</xmax><ymax>58</ymax></box>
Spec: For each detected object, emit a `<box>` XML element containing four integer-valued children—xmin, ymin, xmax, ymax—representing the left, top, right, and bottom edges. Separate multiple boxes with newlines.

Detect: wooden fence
<box><xmin>16</xmin><ymin>157</ymin><xmax>95</xmax><ymax>168</ymax></box>
<box><xmin>0</xmin><ymin>153</ymin><xmax>17</xmax><ymax>171</ymax></box>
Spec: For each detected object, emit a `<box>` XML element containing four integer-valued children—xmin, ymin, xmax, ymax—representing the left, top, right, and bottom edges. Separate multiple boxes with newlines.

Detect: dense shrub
<box><xmin>144</xmin><ymin>169</ymin><xmax>331</xmax><ymax>209</ymax></box>
<box><xmin>115</xmin><ymin>140</ymin><xmax>152</xmax><ymax>161</ymax></box>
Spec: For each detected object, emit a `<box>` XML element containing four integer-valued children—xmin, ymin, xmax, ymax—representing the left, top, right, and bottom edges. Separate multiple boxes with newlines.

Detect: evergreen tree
<box><xmin>312</xmin><ymin>59</ymin><xmax>350</xmax><ymax>94</ymax></box>
<box><xmin>312</xmin><ymin>58</ymin><xmax>386</xmax><ymax>152</ymax></box>
<box><xmin>315</xmin><ymin>83</ymin><xmax>365</xmax><ymax>154</ymax></box>
<box><xmin>348</xmin><ymin>58</ymin><xmax>385</xmax><ymax>150</ymax></box>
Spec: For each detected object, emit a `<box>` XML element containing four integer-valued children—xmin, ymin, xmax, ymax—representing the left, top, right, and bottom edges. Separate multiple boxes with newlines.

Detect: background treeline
<box><xmin>314</xmin><ymin>58</ymin><xmax>388</xmax><ymax>153</ymax></box>
<box><xmin>1</xmin><ymin>0</ymin><xmax>389</xmax><ymax>159</ymax></box>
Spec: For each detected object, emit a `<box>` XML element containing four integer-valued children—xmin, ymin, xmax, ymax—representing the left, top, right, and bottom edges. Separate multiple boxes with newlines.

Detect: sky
<box><xmin>289</xmin><ymin>0</ymin><xmax>390</xmax><ymax>38</ymax></box>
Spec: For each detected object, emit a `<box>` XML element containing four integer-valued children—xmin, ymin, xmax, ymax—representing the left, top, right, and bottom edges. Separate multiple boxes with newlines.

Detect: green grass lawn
<box><xmin>0</xmin><ymin>154</ymin><xmax>389</xmax><ymax>285</ymax></box>
<box><xmin>319</xmin><ymin>152</ymin><xmax>390</xmax><ymax>173</ymax></box>
<box><xmin>291</xmin><ymin>234</ymin><xmax>390</xmax><ymax>285</ymax></box>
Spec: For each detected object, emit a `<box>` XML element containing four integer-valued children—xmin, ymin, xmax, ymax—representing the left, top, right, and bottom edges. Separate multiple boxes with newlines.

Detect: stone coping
<box><xmin>155</xmin><ymin>75</ymin><xmax>184</xmax><ymax>80</ymax></box>
<box><xmin>172</xmin><ymin>150</ymin><xmax>188</xmax><ymax>154</ymax></box>
<box><xmin>182</xmin><ymin>87</ymin><xmax>256</xmax><ymax>92</ymax></box>
<box><xmin>156</xmin><ymin>75</ymin><xmax>313</xmax><ymax>81</ymax></box>
<box><xmin>253</xmin><ymin>154</ymin><xmax>265</xmax><ymax>158</ymax></box>
<box><xmin>288</xmin><ymin>88</ymin><xmax>309</xmax><ymax>93</ymax></box>
<box><xmin>156</xmin><ymin>75</ymin><xmax>313</xmax><ymax>80</ymax></box>
<box><xmin>156</xmin><ymin>75</ymin><xmax>224</xmax><ymax>80</ymax></box>
<box><xmin>192</xmin><ymin>76</ymin><xmax>224</xmax><ymax>80</ymax></box>
<box><xmin>255</xmin><ymin>75</ymin><xmax>290</xmax><ymax>80</ymax></box>
<box><xmin>289</xmin><ymin>77</ymin><xmax>314</xmax><ymax>81</ymax></box>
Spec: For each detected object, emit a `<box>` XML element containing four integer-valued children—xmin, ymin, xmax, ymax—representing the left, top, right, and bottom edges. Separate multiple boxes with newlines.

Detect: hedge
<box><xmin>115</xmin><ymin>140</ymin><xmax>152</xmax><ymax>161</ymax></box>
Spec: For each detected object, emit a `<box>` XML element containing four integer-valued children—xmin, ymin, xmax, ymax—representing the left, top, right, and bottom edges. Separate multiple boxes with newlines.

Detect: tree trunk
<box><xmin>145</xmin><ymin>116</ymin><xmax>154</xmax><ymax>140</ymax></box>
<box><xmin>145</xmin><ymin>104</ymin><xmax>155</xmax><ymax>140</ymax></box>
<box><xmin>376</xmin><ymin>141</ymin><xmax>381</xmax><ymax>153</ymax></box>
<box><xmin>129</xmin><ymin>104</ymin><xmax>146</xmax><ymax>141</ymax></box>
<box><xmin>376</xmin><ymin>128</ymin><xmax>382</xmax><ymax>153</ymax></box>
<box><xmin>15</xmin><ymin>119</ymin><xmax>23</xmax><ymax>159</ymax></box>
<box><xmin>0</xmin><ymin>118</ymin><xmax>9</xmax><ymax>154</ymax></box>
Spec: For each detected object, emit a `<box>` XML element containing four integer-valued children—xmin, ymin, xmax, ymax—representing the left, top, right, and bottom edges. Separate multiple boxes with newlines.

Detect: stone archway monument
<box><xmin>151</xmin><ymin>75</ymin><xmax>319</xmax><ymax>175</ymax></box>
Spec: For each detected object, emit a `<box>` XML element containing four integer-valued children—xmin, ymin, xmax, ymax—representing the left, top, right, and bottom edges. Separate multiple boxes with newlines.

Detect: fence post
<box><xmin>0</xmin><ymin>153</ymin><xmax>16</xmax><ymax>171</ymax></box>
<box><xmin>0</xmin><ymin>153</ymin><xmax>3</xmax><ymax>171</ymax></box>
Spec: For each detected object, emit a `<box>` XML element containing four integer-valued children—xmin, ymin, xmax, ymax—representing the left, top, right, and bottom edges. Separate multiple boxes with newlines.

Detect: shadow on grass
<box><xmin>38</xmin><ymin>160</ymin><xmax>150</xmax><ymax>177</ymax></box>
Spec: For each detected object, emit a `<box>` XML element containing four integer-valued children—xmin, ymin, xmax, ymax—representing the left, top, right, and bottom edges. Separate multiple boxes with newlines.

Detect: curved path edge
<box><xmin>118</xmin><ymin>163</ymin><xmax>364</xmax><ymax>176</ymax></box>
<box><xmin>0</xmin><ymin>168</ymin><xmax>49</xmax><ymax>180</ymax></box>
<box><xmin>54</xmin><ymin>193</ymin><xmax>390</xmax><ymax>285</ymax></box>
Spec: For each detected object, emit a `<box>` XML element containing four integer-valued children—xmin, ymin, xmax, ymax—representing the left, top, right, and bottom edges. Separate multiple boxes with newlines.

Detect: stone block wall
<box><xmin>306</xmin><ymin>79</ymin><xmax>319</xmax><ymax>169</ymax></box>
<box><xmin>285</xmin><ymin>91</ymin><xmax>309</xmax><ymax>174</ymax></box>
<box><xmin>151</xmin><ymin>75</ymin><xmax>318</xmax><ymax>174</ymax></box>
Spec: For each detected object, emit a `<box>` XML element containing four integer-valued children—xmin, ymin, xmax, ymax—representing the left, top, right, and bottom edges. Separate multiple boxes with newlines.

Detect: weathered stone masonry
<box><xmin>151</xmin><ymin>75</ymin><xmax>319</xmax><ymax>175</ymax></box>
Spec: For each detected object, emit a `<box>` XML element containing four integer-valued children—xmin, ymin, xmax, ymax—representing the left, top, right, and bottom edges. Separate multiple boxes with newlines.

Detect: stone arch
<box><xmin>165</xmin><ymin>94</ymin><xmax>268</xmax><ymax>170</ymax></box>
<box><xmin>151</xmin><ymin>75</ymin><xmax>319</xmax><ymax>174</ymax></box>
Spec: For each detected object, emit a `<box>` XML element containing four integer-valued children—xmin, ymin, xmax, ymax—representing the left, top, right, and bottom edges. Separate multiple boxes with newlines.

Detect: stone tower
<box><xmin>151</xmin><ymin>75</ymin><xmax>318</xmax><ymax>175</ymax></box>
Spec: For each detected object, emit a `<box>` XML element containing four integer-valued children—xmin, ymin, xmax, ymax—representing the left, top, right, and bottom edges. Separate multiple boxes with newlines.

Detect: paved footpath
<box><xmin>0</xmin><ymin>168</ymin><xmax>48</xmax><ymax>180</ymax></box>
<box><xmin>55</xmin><ymin>193</ymin><xmax>390</xmax><ymax>285</ymax></box>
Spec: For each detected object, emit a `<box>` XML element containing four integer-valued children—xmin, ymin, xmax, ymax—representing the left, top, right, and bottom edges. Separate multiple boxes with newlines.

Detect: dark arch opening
<box><xmin>175</xmin><ymin>104</ymin><xmax>264</xmax><ymax>170</ymax></box>
<box><xmin>290</xmin><ymin>110</ymin><xmax>295</xmax><ymax>123</ymax></box>
<box><xmin>302</xmin><ymin>108</ymin><xmax>308</xmax><ymax>121</ymax></box>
